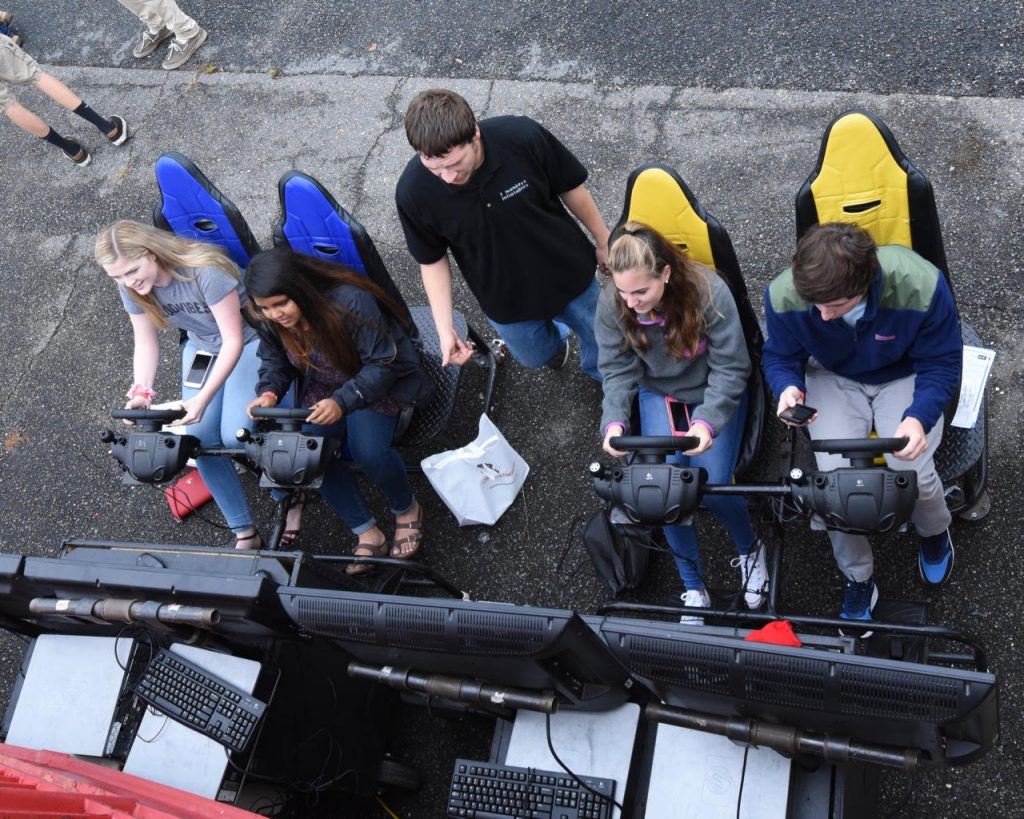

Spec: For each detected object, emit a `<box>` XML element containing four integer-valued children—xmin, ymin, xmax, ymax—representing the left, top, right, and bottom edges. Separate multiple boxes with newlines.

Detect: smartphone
<box><xmin>665</xmin><ymin>396</ymin><xmax>691</xmax><ymax>435</ymax></box>
<box><xmin>183</xmin><ymin>350</ymin><xmax>215</xmax><ymax>389</ymax></box>
<box><xmin>779</xmin><ymin>404</ymin><xmax>817</xmax><ymax>425</ymax></box>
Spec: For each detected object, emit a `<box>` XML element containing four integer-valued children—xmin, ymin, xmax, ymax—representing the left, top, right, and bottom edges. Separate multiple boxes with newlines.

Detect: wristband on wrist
<box><xmin>260</xmin><ymin>391</ymin><xmax>278</xmax><ymax>399</ymax></box>
<box><xmin>691</xmin><ymin>418</ymin><xmax>715</xmax><ymax>438</ymax></box>
<box><xmin>126</xmin><ymin>384</ymin><xmax>157</xmax><ymax>400</ymax></box>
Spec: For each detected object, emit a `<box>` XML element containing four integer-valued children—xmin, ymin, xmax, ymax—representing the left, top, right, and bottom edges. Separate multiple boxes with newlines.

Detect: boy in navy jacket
<box><xmin>763</xmin><ymin>223</ymin><xmax>961</xmax><ymax>626</ymax></box>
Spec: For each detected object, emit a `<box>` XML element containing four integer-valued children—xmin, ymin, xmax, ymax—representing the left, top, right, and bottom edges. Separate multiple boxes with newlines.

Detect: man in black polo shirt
<box><xmin>395</xmin><ymin>89</ymin><xmax>609</xmax><ymax>379</ymax></box>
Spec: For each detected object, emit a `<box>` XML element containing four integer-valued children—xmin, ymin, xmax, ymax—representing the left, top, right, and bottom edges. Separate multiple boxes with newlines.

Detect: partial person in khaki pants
<box><xmin>114</xmin><ymin>0</ymin><xmax>207</xmax><ymax>70</ymax></box>
<box><xmin>1</xmin><ymin>34</ymin><xmax>128</xmax><ymax>166</ymax></box>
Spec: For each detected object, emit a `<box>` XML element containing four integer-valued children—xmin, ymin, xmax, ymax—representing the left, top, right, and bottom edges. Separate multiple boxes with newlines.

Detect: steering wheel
<box><xmin>811</xmin><ymin>437</ymin><xmax>909</xmax><ymax>467</ymax></box>
<box><xmin>111</xmin><ymin>407</ymin><xmax>186</xmax><ymax>432</ymax></box>
<box><xmin>609</xmin><ymin>435</ymin><xmax>701</xmax><ymax>453</ymax></box>
<box><xmin>250</xmin><ymin>406</ymin><xmax>313</xmax><ymax>432</ymax></box>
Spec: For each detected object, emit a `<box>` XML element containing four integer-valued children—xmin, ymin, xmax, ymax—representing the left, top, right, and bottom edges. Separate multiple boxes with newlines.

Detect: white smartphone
<box><xmin>183</xmin><ymin>350</ymin><xmax>215</xmax><ymax>389</ymax></box>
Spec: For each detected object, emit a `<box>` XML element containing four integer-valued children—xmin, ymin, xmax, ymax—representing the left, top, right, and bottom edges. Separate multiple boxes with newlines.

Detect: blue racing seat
<box><xmin>272</xmin><ymin>170</ymin><xmax>497</xmax><ymax>450</ymax></box>
<box><xmin>152</xmin><ymin>152</ymin><xmax>260</xmax><ymax>269</ymax></box>
<box><xmin>612</xmin><ymin>163</ymin><xmax>769</xmax><ymax>480</ymax></box>
<box><xmin>794</xmin><ymin>110</ymin><xmax>989</xmax><ymax>520</ymax></box>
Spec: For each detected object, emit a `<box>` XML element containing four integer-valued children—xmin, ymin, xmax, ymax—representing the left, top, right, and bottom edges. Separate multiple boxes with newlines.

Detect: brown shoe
<box><xmin>133</xmin><ymin>26</ymin><xmax>172</xmax><ymax>58</ymax></box>
<box><xmin>346</xmin><ymin>533</ymin><xmax>389</xmax><ymax>575</ymax></box>
<box><xmin>390</xmin><ymin>503</ymin><xmax>423</xmax><ymax>560</ymax></box>
<box><xmin>162</xmin><ymin>27</ymin><xmax>207</xmax><ymax>70</ymax></box>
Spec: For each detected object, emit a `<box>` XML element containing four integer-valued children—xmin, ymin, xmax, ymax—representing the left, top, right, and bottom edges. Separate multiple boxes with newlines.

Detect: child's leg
<box><xmin>4</xmin><ymin>100</ymin><xmax>88</xmax><ymax>160</ymax></box>
<box><xmin>3</xmin><ymin>99</ymin><xmax>48</xmax><ymax>137</ymax></box>
<box><xmin>34</xmin><ymin>72</ymin><xmax>122</xmax><ymax>140</ymax></box>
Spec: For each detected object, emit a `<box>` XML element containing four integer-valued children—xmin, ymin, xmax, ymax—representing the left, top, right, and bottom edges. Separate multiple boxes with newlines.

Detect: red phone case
<box><xmin>664</xmin><ymin>396</ymin><xmax>691</xmax><ymax>436</ymax></box>
<box><xmin>164</xmin><ymin>467</ymin><xmax>213</xmax><ymax>521</ymax></box>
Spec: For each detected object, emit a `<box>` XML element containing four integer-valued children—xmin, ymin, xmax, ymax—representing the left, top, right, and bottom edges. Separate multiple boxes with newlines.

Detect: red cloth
<box><xmin>744</xmin><ymin>619</ymin><xmax>802</xmax><ymax>647</ymax></box>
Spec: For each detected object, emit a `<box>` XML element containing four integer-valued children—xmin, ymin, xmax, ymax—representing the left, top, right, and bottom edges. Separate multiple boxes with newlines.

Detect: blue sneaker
<box><xmin>839</xmin><ymin>576</ymin><xmax>879</xmax><ymax>637</ymax></box>
<box><xmin>918</xmin><ymin>529</ymin><xmax>955</xmax><ymax>587</ymax></box>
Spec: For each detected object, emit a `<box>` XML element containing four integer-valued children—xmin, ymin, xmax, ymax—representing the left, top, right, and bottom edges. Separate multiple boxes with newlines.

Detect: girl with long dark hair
<box><xmin>244</xmin><ymin>248</ymin><xmax>432</xmax><ymax>573</ymax></box>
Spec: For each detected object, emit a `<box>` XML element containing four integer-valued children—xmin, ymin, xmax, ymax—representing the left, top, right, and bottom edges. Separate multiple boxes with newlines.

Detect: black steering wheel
<box><xmin>811</xmin><ymin>437</ymin><xmax>909</xmax><ymax>467</ymax></box>
<box><xmin>609</xmin><ymin>435</ymin><xmax>701</xmax><ymax>454</ymax></box>
<box><xmin>250</xmin><ymin>406</ymin><xmax>313</xmax><ymax>432</ymax></box>
<box><xmin>111</xmin><ymin>407</ymin><xmax>186</xmax><ymax>432</ymax></box>
<box><xmin>812</xmin><ymin>437</ymin><xmax>908</xmax><ymax>454</ymax></box>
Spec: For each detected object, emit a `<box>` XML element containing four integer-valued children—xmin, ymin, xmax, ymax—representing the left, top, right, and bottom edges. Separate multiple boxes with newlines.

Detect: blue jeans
<box><xmin>304</xmin><ymin>408</ymin><xmax>414</xmax><ymax>535</ymax></box>
<box><xmin>638</xmin><ymin>387</ymin><xmax>755</xmax><ymax>591</ymax></box>
<box><xmin>486</xmin><ymin>278</ymin><xmax>601</xmax><ymax>381</ymax></box>
<box><xmin>180</xmin><ymin>338</ymin><xmax>259</xmax><ymax>533</ymax></box>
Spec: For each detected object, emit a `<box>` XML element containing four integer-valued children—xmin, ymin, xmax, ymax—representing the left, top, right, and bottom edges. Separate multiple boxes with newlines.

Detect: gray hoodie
<box><xmin>596</xmin><ymin>270</ymin><xmax>751</xmax><ymax>436</ymax></box>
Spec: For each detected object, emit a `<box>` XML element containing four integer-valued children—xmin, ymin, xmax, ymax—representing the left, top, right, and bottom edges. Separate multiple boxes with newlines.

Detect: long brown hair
<box><xmin>604</xmin><ymin>221</ymin><xmax>714</xmax><ymax>359</ymax></box>
<box><xmin>95</xmin><ymin>220</ymin><xmax>239</xmax><ymax>329</ymax></box>
<box><xmin>244</xmin><ymin>247</ymin><xmax>410</xmax><ymax>377</ymax></box>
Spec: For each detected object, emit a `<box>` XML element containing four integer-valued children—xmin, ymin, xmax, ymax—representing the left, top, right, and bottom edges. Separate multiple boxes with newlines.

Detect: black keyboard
<box><xmin>448</xmin><ymin>758</ymin><xmax>615</xmax><ymax>819</ymax></box>
<box><xmin>133</xmin><ymin>648</ymin><xmax>266</xmax><ymax>753</ymax></box>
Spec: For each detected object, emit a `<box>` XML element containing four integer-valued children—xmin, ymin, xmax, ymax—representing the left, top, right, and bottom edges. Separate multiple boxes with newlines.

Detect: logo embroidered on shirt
<box><xmin>499</xmin><ymin>180</ymin><xmax>529</xmax><ymax>201</ymax></box>
<box><xmin>874</xmin><ymin>333</ymin><xmax>896</xmax><ymax>341</ymax></box>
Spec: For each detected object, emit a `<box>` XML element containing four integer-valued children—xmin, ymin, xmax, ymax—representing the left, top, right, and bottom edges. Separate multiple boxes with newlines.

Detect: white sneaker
<box><xmin>732</xmin><ymin>540</ymin><xmax>769</xmax><ymax>609</ymax></box>
<box><xmin>679</xmin><ymin>588</ymin><xmax>711</xmax><ymax>625</ymax></box>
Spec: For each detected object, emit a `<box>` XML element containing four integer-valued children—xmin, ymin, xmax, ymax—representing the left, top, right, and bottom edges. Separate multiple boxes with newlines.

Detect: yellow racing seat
<box><xmin>613</xmin><ymin>163</ymin><xmax>768</xmax><ymax>479</ymax></box>
<box><xmin>794</xmin><ymin>111</ymin><xmax>989</xmax><ymax>520</ymax></box>
<box><xmin>795</xmin><ymin>109</ymin><xmax>948</xmax><ymax>276</ymax></box>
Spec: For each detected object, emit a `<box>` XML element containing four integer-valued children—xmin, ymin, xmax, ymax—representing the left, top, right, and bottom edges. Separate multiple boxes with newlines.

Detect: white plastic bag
<box><xmin>421</xmin><ymin>414</ymin><xmax>529</xmax><ymax>526</ymax></box>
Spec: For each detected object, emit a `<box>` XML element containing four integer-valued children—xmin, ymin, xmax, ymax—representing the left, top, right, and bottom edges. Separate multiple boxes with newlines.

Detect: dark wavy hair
<box><xmin>244</xmin><ymin>247</ymin><xmax>409</xmax><ymax>377</ymax></box>
<box><xmin>603</xmin><ymin>221</ymin><xmax>714</xmax><ymax>359</ymax></box>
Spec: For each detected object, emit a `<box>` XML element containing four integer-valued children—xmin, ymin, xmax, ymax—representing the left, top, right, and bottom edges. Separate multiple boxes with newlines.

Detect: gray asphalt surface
<box><xmin>0</xmin><ymin>3</ymin><xmax>1022</xmax><ymax>817</ymax></box>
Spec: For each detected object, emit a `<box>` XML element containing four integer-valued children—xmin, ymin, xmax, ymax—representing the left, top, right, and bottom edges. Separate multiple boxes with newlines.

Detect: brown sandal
<box><xmin>346</xmin><ymin>534</ymin><xmax>389</xmax><ymax>575</ymax></box>
<box><xmin>390</xmin><ymin>504</ymin><xmax>423</xmax><ymax>560</ymax></box>
<box><xmin>234</xmin><ymin>530</ymin><xmax>265</xmax><ymax>551</ymax></box>
<box><xmin>279</xmin><ymin>490</ymin><xmax>307</xmax><ymax>547</ymax></box>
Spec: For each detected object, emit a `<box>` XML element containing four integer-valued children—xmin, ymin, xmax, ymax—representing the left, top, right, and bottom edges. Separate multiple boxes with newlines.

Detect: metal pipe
<box><xmin>29</xmin><ymin>597</ymin><xmax>219</xmax><ymax>628</ymax></box>
<box><xmin>347</xmin><ymin>661</ymin><xmax>558</xmax><ymax>714</ymax></box>
<box><xmin>645</xmin><ymin>703</ymin><xmax>922</xmax><ymax>771</ymax></box>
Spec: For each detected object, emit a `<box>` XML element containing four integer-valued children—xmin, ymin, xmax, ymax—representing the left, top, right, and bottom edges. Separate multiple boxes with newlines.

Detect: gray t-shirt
<box><xmin>119</xmin><ymin>265</ymin><xmax>256</xmax><ymax>353</ymax></box>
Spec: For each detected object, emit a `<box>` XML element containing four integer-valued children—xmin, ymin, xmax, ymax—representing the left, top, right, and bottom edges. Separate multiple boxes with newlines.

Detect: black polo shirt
<box><xmin>395</xmin><ymin>116</ymin><xmax>597</xmax><ymax>323</ymax></box>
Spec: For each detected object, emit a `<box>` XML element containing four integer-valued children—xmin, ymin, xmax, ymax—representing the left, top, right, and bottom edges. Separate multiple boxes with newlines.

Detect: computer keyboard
<box><xmin>132</xmin><ymin>648</ymin><xmax>266</xmax><ymax>753</ymax></box>
<box><xmin>448</xmin><ymin>758</ymin><xmax>615</xmax><ymax>819</ymax></box>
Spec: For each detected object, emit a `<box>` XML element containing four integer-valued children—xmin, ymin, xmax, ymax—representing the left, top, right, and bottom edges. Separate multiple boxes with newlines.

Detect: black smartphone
<box><xmin>665</xmin><ymin>396</ymin><xmax>691</xmax><ymax>435</ymax></box>
<box><xmin>183</xmin><ymin>350</ymin><xmax>215</xmax><ymax>389</ymax></box>
<box><xmin>779</xmin><ymin>404</ymin><xmax>817</xmax><ymax>425</ymax></box>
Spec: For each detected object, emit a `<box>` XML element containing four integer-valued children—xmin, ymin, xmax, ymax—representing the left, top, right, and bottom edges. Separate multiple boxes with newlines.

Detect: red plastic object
<box><xmin>0</xmin><ymin>743</ymin><xmax>258</xmax><ymax>817</ymax></box>
<box><xmin>164</xmin><ymin>467</ymin><xmax>213</xmax><ymax>521</ymax></box>
<box><xmin>743</xmin><ymin>619</ymin><xmax>803</xmax><ymax>647</ymax></box>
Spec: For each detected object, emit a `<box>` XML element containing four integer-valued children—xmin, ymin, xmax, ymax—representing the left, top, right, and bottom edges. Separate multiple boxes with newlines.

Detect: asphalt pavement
<box><xmin>0</xmin><ymin>3</ymin><xmax>1022</xmax><ymax>817</ymax></box>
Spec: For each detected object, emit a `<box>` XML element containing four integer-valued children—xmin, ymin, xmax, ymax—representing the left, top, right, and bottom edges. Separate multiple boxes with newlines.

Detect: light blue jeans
<box><xmin>638</xmin><ymin>387</ymin><xmax>756</xmax><ymax>591</ymax></box>
<box><xmin>486</xmin><ymin>278</ymin><xmax>601</xmax><ymax>381</ymax></box>
<box><xmin>180</xmin><ymin>338</ymin><xmax>259</xmax><ymax>533</ymax></box>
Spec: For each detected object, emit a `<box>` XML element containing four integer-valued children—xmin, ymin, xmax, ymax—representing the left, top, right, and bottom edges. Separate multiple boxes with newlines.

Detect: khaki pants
<box><xmin>805</xmin><ymin>363</ymin><xmax>952</xmax><ymax>583</ymax></box>
<box><xmin>0</xmin><ymin>34</ymin><xmax>41</xmax><ymax>112</ymax></box>
<box><xmin>115</xmin><ymin>0</ymin><xmax>199</xmax><ymax>41</ymax></box>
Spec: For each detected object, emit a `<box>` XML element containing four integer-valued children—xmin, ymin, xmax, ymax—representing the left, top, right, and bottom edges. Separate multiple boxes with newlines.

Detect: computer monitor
<box><xmin>277</xmin><ymin>587</ymin><xmax>633</xmax><ymax>712</ymax></box>
<box><xmin>597</xmin><ymin>616</ymin><xmax>998</xmax><ymax>766</ymax></box>
<box><xmin>10</xmin><ymin>544</ymin><xmax>352</xmax><ymax>643</ymax></box>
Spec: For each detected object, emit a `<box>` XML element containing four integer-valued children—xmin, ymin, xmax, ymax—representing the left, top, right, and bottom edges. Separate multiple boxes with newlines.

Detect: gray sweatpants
<box><xmin>115</xmin><ymin>0</ymin><xmax>199</xmax><ymax>41</ymax></box>
<box><xmin>805</xmin><ymin>363</ymin><xmax>952</xmax><ymax>583</ymax></box>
